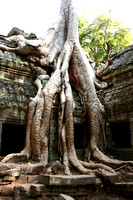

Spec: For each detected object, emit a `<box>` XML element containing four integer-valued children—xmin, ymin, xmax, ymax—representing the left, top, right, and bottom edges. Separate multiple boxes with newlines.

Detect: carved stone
<box><xmin>99</xmin><ymin>45</ymin><xmax>133</xmax><ymax>160</ymax></box>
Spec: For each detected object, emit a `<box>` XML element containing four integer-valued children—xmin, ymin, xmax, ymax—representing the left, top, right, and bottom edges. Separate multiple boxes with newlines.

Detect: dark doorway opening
<box><xmin>110</xmin><ymin>121</ymin><xmax>131</xmax><ymax>148</ymax></box>
<box><xmin>74</xmin><ymin>123</ymin><xmax>88</xmax><ymax>149</ymax></box>
<box><xmin>1</xmin><ymin>123</ymin><xmax>26</xmax><ymax>156</ymax></box>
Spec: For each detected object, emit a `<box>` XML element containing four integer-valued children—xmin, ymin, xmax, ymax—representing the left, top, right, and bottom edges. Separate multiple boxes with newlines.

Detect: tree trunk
<box><xmin>0</xmin><ymin>0</ymin><xmax>133</xmax><ymax>175</ymax></box>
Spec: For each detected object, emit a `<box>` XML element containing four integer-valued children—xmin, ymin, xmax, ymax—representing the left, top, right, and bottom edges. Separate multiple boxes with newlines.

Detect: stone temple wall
<box><xmin>0</xmin><ymin>51</ymin><xmax>36</xmax><ymax>124</ymax></box>
<box><xmin>0</xmin><ymin>50</ymin><xmax>37</xmax><ymax>156</ymax></box>
<box><xmin>99</xmin><ymin>45</ymin><xmax>133</xmax><ymax>160</ymax></box>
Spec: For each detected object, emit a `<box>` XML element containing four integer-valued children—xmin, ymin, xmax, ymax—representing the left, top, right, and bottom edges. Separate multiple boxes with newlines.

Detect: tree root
<box><xmin>91</xmin><ymin>146</ymin><xmax>133</xmax><ymax>169</ymax></box>
<box><xmin>1</xmin><ymin>152</ymin><xmax>27</xmax><ymax>163</ymax></box>
<box><xmin>80</xmin><ymin>160</ymin><xmax>116</xmax><ymax>174</ymax></box>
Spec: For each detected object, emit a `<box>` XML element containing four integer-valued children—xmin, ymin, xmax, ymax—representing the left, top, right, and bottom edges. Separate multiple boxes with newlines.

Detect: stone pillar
<box><xmin>130</xmin><ymin>118</ymin><xmax>133</xmax><ymax>148</ymax></box>
<box><xmin>0</xmin><ymin>122</ymin><xmax>2</xmax><ymax>152</ymax></box>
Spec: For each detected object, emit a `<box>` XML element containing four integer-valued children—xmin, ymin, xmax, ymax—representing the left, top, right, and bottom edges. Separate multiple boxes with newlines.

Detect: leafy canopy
<box><xmin>79</xmin><ymin>14</ymin><xmax>133</xmax><ymax>68</ymax></box>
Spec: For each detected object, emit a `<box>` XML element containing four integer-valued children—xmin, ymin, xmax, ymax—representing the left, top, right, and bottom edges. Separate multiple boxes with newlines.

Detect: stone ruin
<box><xmin>0</xmin><ymin>31</ymin><xmax>133</xmax><ymax>199</ymax></box>
<box><xmin>98</xmin><ymin>45</ymin><xmax>133</xmax><ymax>160</ymax></box>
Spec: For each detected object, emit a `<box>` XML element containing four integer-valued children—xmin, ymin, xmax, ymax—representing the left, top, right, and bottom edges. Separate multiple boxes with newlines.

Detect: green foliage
<box><xmin>79</xmin><ymin>14</ymin><xmax>133</xmax><ymax>67</ymax></box>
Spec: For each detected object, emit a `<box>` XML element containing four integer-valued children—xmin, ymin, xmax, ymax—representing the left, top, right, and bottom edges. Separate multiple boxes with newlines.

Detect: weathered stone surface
<box><xmin>30</xmin><ymin>184</ymin><xmax>46</xmax><ymax>197</ymax></box>
<box><xmin>0</xmin><ymin>167</ymin><xmax>21</xmax><ymax>177</ymax></box>
<box><xmin>97</xmin><ymin>45</ymin><xmax>133</xmax><ymax>160</ymax></box>
<box><xmin>27</xmin><ymin>175</ymin><xmax>39</xmax><ymax>183</ymax></box>
<box><xmin>99</xmin><ymin>46</ymin><xmax>133</xmax><ymax>121</ymax></box>
<box><xmin>59</xmin><ymin>194</ymin><xmax>74</xmax><ymax>200</ymax></box>
<box><xmin>8</xmin><ymin>27</ymin><xmax>37</xmax><ymax>40</ymax></box>
<box><xmin>113</xmin><ymin>182</ymin><xmax>133</xmax><ymax>196</ymax></box>
<box><xmin>0</xmin><ymin>172</ymin><xmax>131</xmax><ymax>199</ymax></box>
<box><xmin>0</xmin><ymin>167</ymin><xmax>21</xmax><ymax>186</ymax></box>
<box><xmin>0</xmin><ymin>47</ymin><xmax>48</xmax><ymax>126</ymax></box>
<box><xmin>118</xmin><ymin>173</ymin><xmax>133</xmax><ymax>182</ymax></box>
<box><xmin>39</xmin><ymin>175</ymin><xmax>96</xmax><ymax>186</ymax></box>
<box><xmin>73</xmin><ymin>90</ymin><xmax>85</xmax><ymax>118</ymax></box>
<box><xmin>100</xmin><ymin>173</ymin><xmax>119</xmax><ymax>184</ymax></box>
<box><xmin>14</xmin><ymin>184</ymin><xmax>31</xmax><ymax>199</ymax></box>
<box><xmin>15</xmin><ymin>175</ymin><xmax>27</xmax><ymax>184</ymax></box>
<box><xmin>3</xmin><ymin>176</ymin><xmax>15</xmax><ymax>182</ymax></box>
<box><xmin>51</xmin><ymin>161</ymin><xmax>65</xmax><ymax>175</ymax></box>
<box><xmin>0</xmin><ymin>185</ymin><xmax>14</xmax><ymax>196</ymax></box>
<box><xmin>0</xmin><ymin>59</ymin><xmax>36</xmax><ymax>124</ymax></box>
<box><xmin>31</xmin><ymin>163</ymin><xmax>46</xmax><ymax>175</ymax></box>
<box><xmin>30</xmin><ymin>183</ymin><xmax>95</xmax><ymax>197</ymax></box>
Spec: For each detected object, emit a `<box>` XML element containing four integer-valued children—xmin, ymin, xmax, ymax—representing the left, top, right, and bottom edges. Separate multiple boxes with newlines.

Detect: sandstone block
<box><xmin>39</xmin><ymin>175</ymin><xmax>96</xmax><ymax>186</ymax></box>
<box><xmin>14</xmin><ymin>184</ymin><xmax>31</xmax><ymax>199</ymax></box>
<box><xmin>0</xmin><ymin>185</ymin><xmax>14</xmax><ymax>196</ymax></box>
<box><xmin>27</xmin><ymin>175</ymin><xmax>39</xmax><ymax>183</ymax></box>
<box><xmin>30</xmin><ymin>184</ymin><xmax>46</xmax><ymax>197</ymax></box>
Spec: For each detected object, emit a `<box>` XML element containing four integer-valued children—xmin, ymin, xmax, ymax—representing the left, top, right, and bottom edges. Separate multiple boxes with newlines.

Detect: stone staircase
<box><xmin>0</xmin><ymin>167</ymin><xmax>133</xmax><ymax>199</ymax></box>
<box><xmin>105</xmin><ymin>172</ymin><xmax>133</xmax><ymax>197</ymax></box>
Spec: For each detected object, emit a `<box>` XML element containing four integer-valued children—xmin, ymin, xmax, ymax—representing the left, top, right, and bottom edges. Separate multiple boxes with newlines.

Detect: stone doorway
<box><xmin>74</xmin><ymin>123</ymin><xmax>88</xmax><ymax>149</ymax></box>
<box><xmin>0</xmin><ymin>123</ymin><xmax>26</xmax><ymax>156</ymax></box>
<box><xmin>110</xmin><ymin>121</ymin><xmax>131</xmax><ymax>149</ymax></box>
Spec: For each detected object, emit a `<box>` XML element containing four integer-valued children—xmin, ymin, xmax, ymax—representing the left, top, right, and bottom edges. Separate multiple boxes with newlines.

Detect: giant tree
<box><xmin>0</xmin><ymin>0</ymin><xmax>133</xmax><ymax>175</ymax></box>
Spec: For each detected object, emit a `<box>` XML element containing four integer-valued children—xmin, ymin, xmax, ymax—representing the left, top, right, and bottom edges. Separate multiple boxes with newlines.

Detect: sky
<box><xmin>0</xmin><ymin>0</ymin><xmax>133</xmax><ymax>37</ymax></box>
